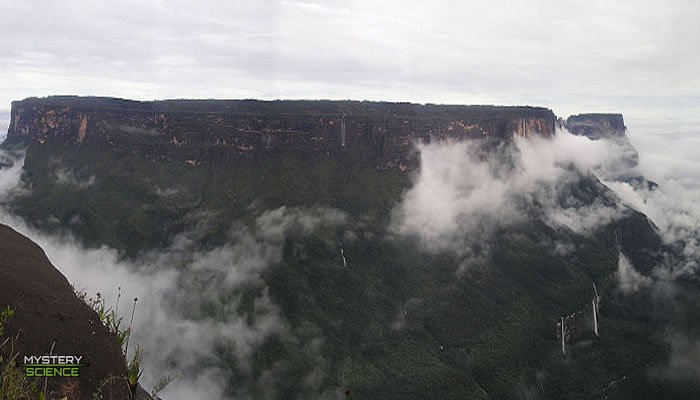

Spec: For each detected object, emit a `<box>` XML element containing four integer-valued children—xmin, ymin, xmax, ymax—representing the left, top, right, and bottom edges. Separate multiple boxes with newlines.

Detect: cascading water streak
<box><xmin>560</xmin><ymin>316</ymin><xmax>566</xmax><ymax>355</ymax></box>
<box><xmin>593</xmin><ymin>282</ymin><xmax>600</xmax><ymax>336</ymax></box>
<box><xmin>592</xmin><ymin>298</ymin><xmax>599</xmax><ymax>336</ymax></box>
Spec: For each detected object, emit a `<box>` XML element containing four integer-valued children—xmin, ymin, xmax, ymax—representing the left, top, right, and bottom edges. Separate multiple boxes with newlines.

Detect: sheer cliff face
<box><xmin>565</xmin><ymin>113</ymin><xmax>627</xmax><ymax>140</ymax></box>
<box><xmin>7</xmin><ymin>97</ymin><xmax>557</xmax><ymax>169</ymax></box>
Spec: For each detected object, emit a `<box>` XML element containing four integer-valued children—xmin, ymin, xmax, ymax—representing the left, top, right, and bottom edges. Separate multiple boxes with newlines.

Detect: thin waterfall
<box><xmin>560</xmin><ymin>316</ymin><xmax>566</xmax><ymax>355</ymax></box>
<box><xmin>592</xmin><ymin>298</ymin><xmax>599</xmax><ymax>336</ymax></box>
<box><xmin>340</xmin><ymin>243</ymin><xmax>347</xmax><ymax>268</ymax></box>
<box><xmin>593</xmin><ymin>282</ymin><xmax>600</xmax><ymax>336</ymax></box>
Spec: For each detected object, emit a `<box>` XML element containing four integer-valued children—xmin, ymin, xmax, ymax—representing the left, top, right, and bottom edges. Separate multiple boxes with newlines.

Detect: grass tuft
<box><xmin>0</xmin><ymin>306</ymin><xmax>38</xmax><ymax>400</ymax></box>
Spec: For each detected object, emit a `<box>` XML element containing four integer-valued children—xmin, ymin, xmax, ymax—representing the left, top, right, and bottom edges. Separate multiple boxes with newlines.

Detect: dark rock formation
<box><xmin>6</xmin><ymin>96</ymin><xmax>557</xmax><ymax>169</ymax></box>
<box><xmin>565</xmin><ymin>113</ymin><xmax>627</xmax><ymax>140</ymax></box>
<box><xmin>0</xmin><ymin>224</ymin><xmax>144</xmax><ymax>399</ymax></box>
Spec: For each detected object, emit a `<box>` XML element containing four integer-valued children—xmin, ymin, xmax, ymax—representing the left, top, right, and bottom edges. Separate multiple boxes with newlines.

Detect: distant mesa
<box><xmin>4</xmin><ymin>96</ymin><xmax>557</xmax><ymax>170</ymax></box>
<box><xmin>564</xmin><ymin>113</ymin><xmax>627</xmax><ymax>140</ymax></box>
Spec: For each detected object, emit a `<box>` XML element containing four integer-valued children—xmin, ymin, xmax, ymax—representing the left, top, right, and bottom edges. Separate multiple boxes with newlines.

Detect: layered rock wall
<box><xmin>7</xmin><ymin>96</ymin><xmax>557</xmax><ymax>169</ymax></box>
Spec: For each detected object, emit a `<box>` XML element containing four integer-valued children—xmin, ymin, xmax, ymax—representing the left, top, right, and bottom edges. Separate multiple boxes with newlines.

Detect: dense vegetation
<box><xmin>3</xmin><ymin>138</ymin><xmax>698</xmax><ymax>399</ymax></box>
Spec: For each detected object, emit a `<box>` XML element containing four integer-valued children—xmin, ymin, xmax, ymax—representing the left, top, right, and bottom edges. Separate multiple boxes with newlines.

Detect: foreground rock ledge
<box><xmin>0</xmin><ymin>223</ymin><xmax>147</xmax><ymax>399</ymax></box>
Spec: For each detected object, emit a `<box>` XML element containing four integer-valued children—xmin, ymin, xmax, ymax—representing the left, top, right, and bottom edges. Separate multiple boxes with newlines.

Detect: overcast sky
<box><xmin>1</xmin><ymin>0</ymin><xmax>699</xmax><ymax>133</ymax></box>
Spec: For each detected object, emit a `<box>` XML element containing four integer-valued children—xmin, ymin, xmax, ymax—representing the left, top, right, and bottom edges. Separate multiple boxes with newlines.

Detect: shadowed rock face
<box><xmin>6</xmin><ymin>96</ymin><xmax>557</xmax><ymax>169</ymax></box>
<box><xmin>565</xmin><ymin>113</ymin><xmax>627</xmax><ymax>140</ymax></box>
<box><xmin>0</xmin><ymin>224</ymin><xmax>142</xmax><ymax>400</ymax></box>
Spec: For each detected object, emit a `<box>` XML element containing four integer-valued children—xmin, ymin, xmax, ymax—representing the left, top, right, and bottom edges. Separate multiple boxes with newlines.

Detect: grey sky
<box><xmin>1</xmin><ymin>0</ymin><xmax>699</xmax><ymax>126</ymax></box>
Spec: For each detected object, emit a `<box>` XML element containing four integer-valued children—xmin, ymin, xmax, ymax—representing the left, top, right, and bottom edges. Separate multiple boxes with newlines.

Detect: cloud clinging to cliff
<box><xmin>391</xmin><ymin>130</ymin><xmax>629</xmax><ymax>259</ymax></box>
<box><xmin>1</xmin><ymin>0</ymin><xmax>700</xmax><ymax>124</ymax></box>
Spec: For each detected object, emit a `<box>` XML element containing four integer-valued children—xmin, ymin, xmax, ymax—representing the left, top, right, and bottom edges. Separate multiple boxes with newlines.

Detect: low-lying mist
<box><xmin>390</xmin><ymin>130</ymin><xmax>631</xmax><ymax>262</ymax></box>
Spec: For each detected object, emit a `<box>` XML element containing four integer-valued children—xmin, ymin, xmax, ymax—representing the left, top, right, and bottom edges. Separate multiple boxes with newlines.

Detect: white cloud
<box><xmin>391</xmin><ymin>129</ymin><xmax>629</xmax><ymax>255</ymax></box>
<box><xmin>0</xmin><ymin>149</ymin><xmax>27</xmax><ymax>197</ymax></box>
<box><xmin>55</xmin><ymin>168</ymin><xmax>96</xmax><ymax>189</ymax></box>
<box><xmin>547</xmin><ymin>199</ymin><xmax>625</xmax><ymax>236</ymax></box>
<box><xmin>391</xmin><ymin>141</ymin><xmax>517</xmax><ymax>253</ymax></box>
<box><xmin>616</xmin><ymin>253</ymin><xmax>652</xmax><ymax>294</ymax></box>
<box><xmin>627</xmin><ymin>125</ymin><xmax>700</xmax><ymax>187</ymax></box>
<box><xmin>604</xmin><ymin>177</ymin><xmax>700</xmax><ymax>278</ymax></box>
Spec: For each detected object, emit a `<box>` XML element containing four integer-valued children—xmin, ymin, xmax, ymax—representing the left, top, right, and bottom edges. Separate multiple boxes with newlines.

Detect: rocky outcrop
<box><xmin>6</xmin><ymin>96</ymin><xmax>557</xmax><ymax>169</ymax></box>
<box><xmin>565</xmin><ymin>113</ymin><xmax>626</xmax><ymax>140</ymax></box>
<box><xmin>0</xmin><ymin>224</ymin><xmax>144</xmax><ymax>399</ymax></box>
